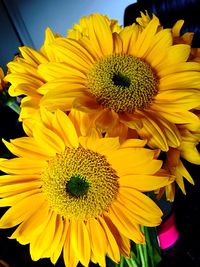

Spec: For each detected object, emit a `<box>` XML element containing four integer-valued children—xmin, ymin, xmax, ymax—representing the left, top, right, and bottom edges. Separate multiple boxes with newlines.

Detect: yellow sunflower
<box><xmin>4</xmin><ymin>28</ymin><xmax>61</xmax><ymax>120</ymax></box>
<box><xmin>157</xmin><ymin>147</ymin><xmax>194</xmax><ymax>202</ymax></box>
<box><xmin>5</xmin><ymin>13</ymin><xmax>200</xmax><ymax>152</ymax></box>
<box><xmin>136</xmin><ymin>11</ymin><xmax>194</xmax><ymax>46</ymax></box>
<box><xmin>157</xmin><ymin>117</ymin><xmax>200</xmax><ymax>201</ymax></box>
<box><xmin>0</xmin><ymin>108</ymin><xmax>171</xmax><ymax>267</ymax></box>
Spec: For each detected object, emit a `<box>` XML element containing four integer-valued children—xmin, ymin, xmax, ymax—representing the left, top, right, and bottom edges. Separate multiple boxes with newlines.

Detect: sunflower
<box><xmin>4</xmin><ymin>28</ymin><xmax>61</xmax><ymax>120</ymax></box>
<box><xmin>0</xmin><ymin>108</ymin><xmax>171</xmax><ymax>267</ymax></box>
<box><xmin>5</xmin><ymin>13</ymin><xmax>200</xmax><ymax>152</ymax></box>
<box><xmin>157</xmin><ymin>147</ymin><xmax>194</xmax><ymax>202</ymax></box>
<box><xmin>157</xmin><ymin>116</ymin><xmax>200</xmax><ymax>201</ymax></box>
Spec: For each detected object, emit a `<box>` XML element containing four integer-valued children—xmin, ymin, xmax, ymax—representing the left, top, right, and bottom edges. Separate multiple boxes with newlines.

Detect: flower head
<box><xmin>0</xmin><ymin>108</ymin><xmax>171</xmax><ymax>267</ymax></box>
<box><xmin>158</xmin><ymin>147</ymin><xmax>194</xmax><ymax>202</ymax></box>
<box><xmin>157</xmin><ymin>117</ymin><xmax>200</xmax><ymax>201</ymax></box>
<box><xmin>5</xmin><ymin>13</ymin><xmax>200</xmax><ymax>153</ymax></box>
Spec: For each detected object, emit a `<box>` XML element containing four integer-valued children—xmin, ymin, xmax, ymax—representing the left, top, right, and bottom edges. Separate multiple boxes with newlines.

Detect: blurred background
<box><xmin>0</xmin><ymin>0</ymin><xmax>135</xmax><ymax>70</ymax></box>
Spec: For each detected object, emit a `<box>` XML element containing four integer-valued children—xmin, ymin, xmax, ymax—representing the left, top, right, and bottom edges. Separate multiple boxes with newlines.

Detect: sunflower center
<box><xmin>66</xmin><ymin>175</ymin><xmax>89</xmax><ymax>197</ymax></box>
<box><xmin>87</xmin><ymin>54</ymin><xmax>158</xmax><ymax>113</ymax></box>
<box><xmin>112</xmin><ymin>72</ymin><xmax>131</xmax><ymax>87</ymax></box>
<box><xmin>41</xmin><ymin>146</ymin><xmax>119</xmax><ymax>219</ymax></box>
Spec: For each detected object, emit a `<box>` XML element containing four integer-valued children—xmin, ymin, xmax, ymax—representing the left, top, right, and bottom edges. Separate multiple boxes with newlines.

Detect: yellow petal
<box><xmin>51</xmin><ymin>219</ymin><xmax>69</xmax><ymax>264</ymax></box>
<box><xmin>0</xmin><ymin>193</ymin><xmax>45</xmax><ymax>228</ymax></box>
<box><xmin>156</xmin><ymin>44</ymin><xmax>190</xmax><ymax>70</ymax></box>
<box><xmin>102</xmin><ymin>215</ymin><xmax>130</xmax><ymax>257</ymax></box>
<box><xmin>115</xmin><ymin>195</ymin><xmax>161</xmax><ymax>226</ymax></box>
<box><xmin>87</xmin><ymin>218</ymin><xmax>107</xmax><ymax>267</ymax></box>
<box><xmin>2</xmin><ymin>138</ymin><xmax>52</xmax><ymax>160</ymax></box>
<box><xmin>145</xmin><ymin>29</ymin><xmax>172</xmax><ymax>67</ymax></box>
<box><xmin>137</xmin><ymin>114</ymin><xmax>169</xmax><ymax>151</ymax></box>
<box><xmin>118</xmin><ymin>190</ymin><xmax>163</xmax><ymax>227</ymax></box>
<box><xmin>113</xmin><ymin>32</ymin><xmax>123</xmax><ymax>54</ymax></box>
<box><xmin>86</xmin><ymin>136</ymin><xmax>120</xmax><ymax>155</ymax></box>
<box><xmin>0</xmin><ymin>158</ymin><xmax>46</xmax><ymax>175</ymax></box>
<box><xmin>56</xmin><ymin>38</ymin><xmax>95</xmax><ymax>64</ymax></box>
<box><xmin>159</xmin><ymin>71</ymin><xmax>200</xmax><ymax>90</ymax></box>
<box><xmin>70</xmin><ymin>220</ymin><xmax>91</xmax><ymax>266</ymax></box>
<box><xmin>0</xmin><ymin>174</ymin><xmax>40</xmax><ymax>185</ymax></box>
<box><xmin>63</xmin><ymin>221</ymin><xmax>79</xmax><ymax>267</ymax></box>
<box><xmin>120</xmin><ymin>139</ymin><xmax>147</xmax><ymax>148</ymax></box>
<box><xmin>38</xmin><ymin>62</ymin><xmax>86</xmax><ymax>81</ymax></box>
<box><xmin>105</xmin><ymin>121</ymin><xmax>128</xmax><ymax>143</ymax></box>
<box><xmin>108</xmin><ymin>205</ymin><xmax>144</xmax><ymax>243</ymax></box>
<box><xmin>172</xmin><ymin>20</ymin><xmax>184</xmax><ymax>37</ymax></box>
<box><xmin>87</xmin><ymin>14</ymin><xmax>113</xmax><ymax>56</ymax></box>
<box><xmin>132</xmin><ymin>17</ymin><xmax>160</xmax><ymax>58</ymax></box>
<box><xmin>177</xmin><ymin>160</ymin><xmax>194</xmax><ymax>185</ymax></box>
<box><xmin>158</xmin><ymin>62</ymin><xmax>200</xmax><ymax>77</ymax></box>
<box><xmin>95</xmin><ymin>109</ymin><xmax>118</xmax><ymax>132</ymax></box>
<box><xmin>73</xmin><ymin>94</ymin><xmax>100</xmax><ymax>112</ymax></box>
<box><xmin>47</xmin><ymin>214</ymin><xmax>64</xmax><ymax>262</ymax></box>
<box><xmin>38</xmin><ymin>77</ymin><xmax>86</xmax><ymax>95</ymax></box>
<box><xmin>107</xmin><ymin>148</ymin><xmax>162</xmax><ymax>176</ymax></box>
<box><xmin>175</xmin><ymin>172</ymin><xmax>186</xmax><ymax>194</ymax></box>
<box><xmin>165</xmin><ymin>183</ymin><xmax>176</xmax><ymax>202</ymax></box>
<box><xmin>142</xmin><ymin>111</ymin><xmax>181</xmax><ymax>148</ymax></box>
<box><xmin>30</xmin><ymin>210</ymin><xmax>57</xmax><ymax>260</ymax></box>
<box><xmin>0</xmin><ymin>189</ymin><xmax>40</xmax><ymax>207</ymax></box>
<box><xmin>181</xmin><ymin>141</ymin><xmax>200</xmax><ymax>164</ymax></box>
<box><xmin>53</xmin><ymin>109</ymin><xmax>79</xmax><ymax>148</ymax></box>
<box><xmin>120</xmin><ymin>187</ymin><xmax>163</xmax><ymax>217</ymax></box>
<box><xmin>7</xmin><ymin>61</ymin><xmax>39</xmax><ymax>78</ymax></box>
<box><xmin>10</xmin><ymin>200</ymin><xmax>49</xmax><ymax>244</ymax></box>
<box><xmin>19</xmin><ymin>46</ymin><xmax>48</xmax><ymax>65</ymax></box>
<box><xmin>69</xmin><ymin>109</ymin><xmax>98</xmax><ymax>136</ymax></box>
<box><xmin>5</xmin><ymin>73</ymin><xmax>43</xmax><ymax>96</ymax></box>
<box><xmin>119</xmin><ymin>24</ymin><xmax>140</xmax><ymax>54</ymax></box>
<box><xmin>158</xmin><ymin>110</ymin><xmax>200</xmax><ymax>124</ymax></box>
<box><xmin>98</xmin><ymin>216</ymin><xmax>120</xmax><ymax>263</ymax></box>
<box><xmin>119</xmin><ymin>173</ymin><xmax>171</xmax><ymax>192</ymax></box>
<box><xmin>50</xmin><ymin>39</ymin><xmax>92</xmax><ymax>72</ymax></box>
<box><xmin>33</xmin><ymin>124</ymin><xmax>65</xmax><ymax>154</ymax></box>
<box><xmin>0</xmin><ymin>181</ymin><xmax>42</xmax><ymax>198</ymax></box>
<box><xmin>40</xmin><ymin>83</ymin><xmax>86</xmax><ymax>111</ymax></box>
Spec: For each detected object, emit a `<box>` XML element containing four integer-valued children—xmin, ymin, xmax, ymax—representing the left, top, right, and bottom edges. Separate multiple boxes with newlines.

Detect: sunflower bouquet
<box><xmin>0</xmin><ymin>11</ymin><xmax>200</xmax><ymax>267</ymax></box>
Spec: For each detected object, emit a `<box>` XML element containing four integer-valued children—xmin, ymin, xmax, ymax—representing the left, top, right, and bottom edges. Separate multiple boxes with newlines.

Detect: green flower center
<box><xmin>87</xmin><ymin>54</ymin><xmax>158</xmax><ymax>113</ymax></box>
<box><xmin>66</xmin><ymin>175</ymin><xmax>89</xmax><ymax>197</ymax></box>
<box><xmin>112</xmin><ymin>72</ymin><xmax>131</xmax><ymax>87</ymax></box>
<box><xmin>41</xmin><ymin>146</ymin><xmax>119</xmax><ymax>219</ymax></box>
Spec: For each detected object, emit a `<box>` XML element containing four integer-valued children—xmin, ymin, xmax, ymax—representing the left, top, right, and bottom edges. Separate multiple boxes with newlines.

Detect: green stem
<box><xmin>124</xmin><ymin>257</ymin><xmax>139</xmax><ymax>267</ymax></box>
<box><xmin>119</xmin><ymin>256</ymin><xmax>124</xmax><ymax>267</ymax></box>
<box><xmin>1</xmin><ymin>89</ymin><xmax>20</xmax><ymax>114</ymax></box>
<box><xmin>6</xmin><ymin>99</ymin><xmax>20</xmax><ymax>114</ymax></box>
<box><xmin>144</xmin><ymin>226</ymin><xmax>154</xmax><ymax>267</ymax></box>
<box><xmin>138</xmin><ymin>244</ymin><xmax>146</xmax><ymax>267</ymax></box>
<box><xmin>136</xmin><ymin>243</ymin><xmax>141</xmax><ymax>266</ymax></box>
<box><xmin>141</xmin><ymin>226</ymin><xmax>148</xmax><ymax>266</ymax></box>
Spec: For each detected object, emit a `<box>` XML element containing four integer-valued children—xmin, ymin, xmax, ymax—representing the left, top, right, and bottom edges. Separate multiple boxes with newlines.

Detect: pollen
<box><xmin>87</xmin><ymin>54</ymin><xmax>158</xmax><ymax>113</ymax></box>
<box><xmin>41</xmin><ymin>146</ymin><xmax>119</xmax><ymax>219</ymax></box>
